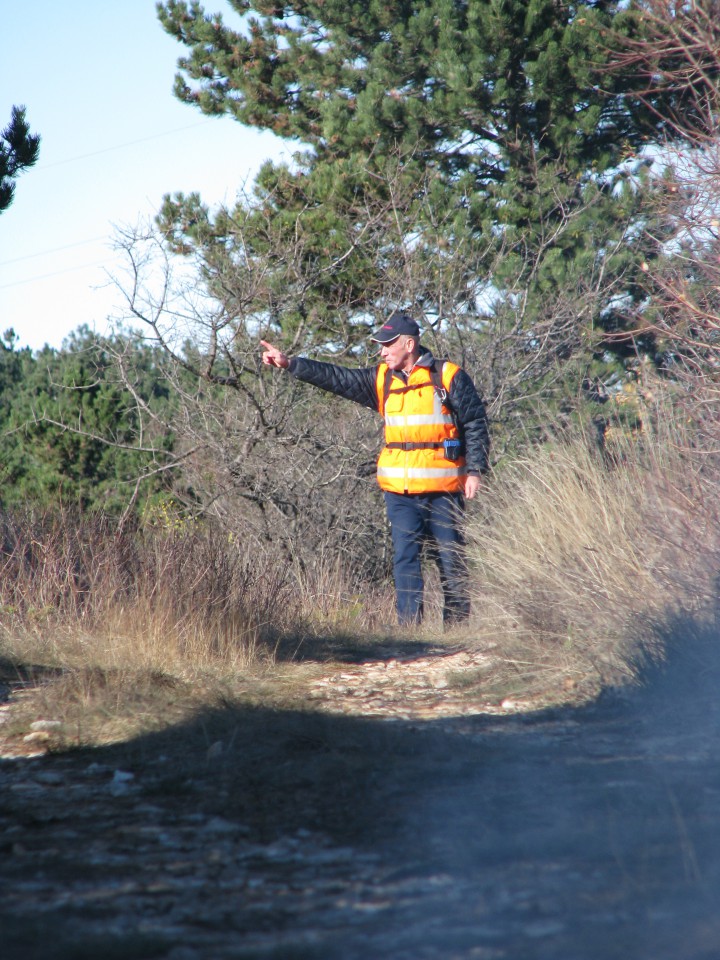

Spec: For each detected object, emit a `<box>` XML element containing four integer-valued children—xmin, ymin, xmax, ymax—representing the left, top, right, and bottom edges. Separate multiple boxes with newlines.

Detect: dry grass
<box><xmin>3</xmin><ymin>409</ymin><xmax>719</xmax><ymax>747</ymax></box>
<box><xmin>0</xmin><ymin>512</ymin><xmax>297</xmax><ymax>675</ymax></box>
<box><xmin>0</xmin><ymin>509</ymin><xmax>401</xmax><ymax>748</ymax></box>
<box><xmin>0</xmin><ymin>512</ymin><xmax>317</xmax><ymax>747</ymax></box>
<box><xmin>465</xmin><ymin>413</ymin><xmax>720</xmax><ymax>696</ymax></box>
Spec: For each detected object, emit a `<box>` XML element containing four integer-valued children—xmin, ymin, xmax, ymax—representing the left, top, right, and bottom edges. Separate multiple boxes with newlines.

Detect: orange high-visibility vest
<box><xmin>375</xmin><ymin>361</ymin><xmax>466</xmax><ymax>494</ymax></box>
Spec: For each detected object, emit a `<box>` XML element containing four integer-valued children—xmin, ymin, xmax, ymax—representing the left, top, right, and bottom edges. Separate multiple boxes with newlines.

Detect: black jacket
<box><xmin>288</xmin><ymin>348</ymin><xmax>490</xmax><ymax>475</ymax></box>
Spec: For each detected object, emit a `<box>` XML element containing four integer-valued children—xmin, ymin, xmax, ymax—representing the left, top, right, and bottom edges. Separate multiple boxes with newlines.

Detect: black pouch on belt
<box><xmin>443</xmin><ymin>438</ymin><xmax>463</xmax><ymax>461</ymax></box>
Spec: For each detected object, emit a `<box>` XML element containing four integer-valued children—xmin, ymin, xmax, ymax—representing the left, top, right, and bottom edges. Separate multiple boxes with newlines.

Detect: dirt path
<box><xmin>306</xmin><ymin>646</ymin><xmax>536</xmax><ymax>719</ymax></box>
<box><xmin>2</xmin><ymin>630</ymin><xmax>720</xmax><ymax>959</ymax></box>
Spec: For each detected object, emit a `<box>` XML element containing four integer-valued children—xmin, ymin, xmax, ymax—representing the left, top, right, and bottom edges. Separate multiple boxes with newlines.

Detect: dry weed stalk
<box><xmin>467</xmin><ymin>415</ymin><xmax>720</xmax><ymax>690</ymax></box>
<box><xmin>0</xmin><ymin>511</ymin><xmax>296</xmax><ymax>677</ymax></box>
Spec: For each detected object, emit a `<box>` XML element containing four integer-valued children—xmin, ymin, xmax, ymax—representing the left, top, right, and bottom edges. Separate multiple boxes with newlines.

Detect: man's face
<box><xmin>380</xmin><ymin>336</ymin><xmax>417</xmax><ymax>372</ymax></box>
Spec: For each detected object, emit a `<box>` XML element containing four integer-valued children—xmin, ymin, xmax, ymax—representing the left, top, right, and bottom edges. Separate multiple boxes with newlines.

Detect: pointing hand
<box><xmin>260</xmin><ymin>340</ymin><xmax>290</xmax><ymax>369</ymax></box>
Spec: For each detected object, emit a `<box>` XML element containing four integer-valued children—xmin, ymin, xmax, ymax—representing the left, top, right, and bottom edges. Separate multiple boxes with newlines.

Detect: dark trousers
<box><xmin>383</xmin><ymin>491</ymin><xmax>470</xmax><ymax>627</ymax></box>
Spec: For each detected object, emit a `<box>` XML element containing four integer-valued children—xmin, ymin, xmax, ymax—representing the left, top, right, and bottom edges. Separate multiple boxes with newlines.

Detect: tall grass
<box><xmin>466</xmin><ymin>415</ymin><xmax>720</xmax><ymax>692</ymax></box>
<box><xmin>0</xmin><ymin>511</ymin><xmax>296</xmax><ymax>677</ymax></box>
<box><xmin>3</xmin><ymin>405</ymin><xmax>718</xmax><ymax>738</ymax></box>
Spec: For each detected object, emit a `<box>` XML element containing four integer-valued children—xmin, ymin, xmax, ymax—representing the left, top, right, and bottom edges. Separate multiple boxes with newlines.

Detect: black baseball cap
<box><xmin>370</xmin><ymin>312</ymin><xmax>420</xmax><ymax>343</ymax></box>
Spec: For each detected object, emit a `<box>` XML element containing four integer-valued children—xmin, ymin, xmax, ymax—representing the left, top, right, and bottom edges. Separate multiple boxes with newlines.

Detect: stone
<box><xmin>29</xmin><ymin>719</ymin><xmax>62</xmax><ymax>731</ymax></box>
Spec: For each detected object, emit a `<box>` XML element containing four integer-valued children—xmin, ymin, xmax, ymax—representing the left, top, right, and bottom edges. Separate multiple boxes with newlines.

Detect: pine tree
<box><xmin>153</xmin><ymin>1</ymin><xmax>686</xmax><ymax>444</ymax></box>
<box><xmin>0</xmin><ymin>328</ymin><xmax>175</xmax><ymax>514</ymax></box>
<box><xmin>0</xmin><ymin>106</ymin><xmax>40</xmax><ymax>212</ymax></box>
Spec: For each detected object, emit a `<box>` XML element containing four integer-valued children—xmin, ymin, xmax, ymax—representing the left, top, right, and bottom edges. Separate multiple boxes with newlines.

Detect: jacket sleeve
<box><xmin>449</xmin><ymin>369</ymin><xmax>491</xmax><ymax>474</ymax></box>
<box><xmin>287</xmin><ymin>357</ymin><xmax>379</xmax><ymax>412</ymax></box>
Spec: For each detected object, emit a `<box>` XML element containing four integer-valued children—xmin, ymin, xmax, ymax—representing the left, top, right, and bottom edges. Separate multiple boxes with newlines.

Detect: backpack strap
<box><xmin>430</xmin><ymin>361</ymin><xmax>451</xmax><ymax>414</ymax></box>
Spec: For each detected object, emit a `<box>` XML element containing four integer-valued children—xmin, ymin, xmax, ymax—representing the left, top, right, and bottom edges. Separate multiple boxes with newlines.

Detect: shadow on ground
<box><xmin>2</xmin><ymin>615</ymin><xmax>720</xmax><ymax>959</ymax></box>
<box><xmin>274</xmin><ymin>629</ymin><xmax>447</xmax><ymax>664</ymax></box>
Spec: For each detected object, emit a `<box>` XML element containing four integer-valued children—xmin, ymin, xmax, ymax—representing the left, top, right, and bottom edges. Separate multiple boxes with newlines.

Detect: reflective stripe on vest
<box><xmin>374</xmin><ymin>361</ymin><xmax>464</xmax><ymax>494</ymax></box>
<box><xmin>377</xmin><ymin>465</ymin><xmax>467</xmax><ymax>480</ymax></box>
<box><xmin>385</xmin><ymin>413</ymin><xmax>453</xmax><ymax>427</ymax></box>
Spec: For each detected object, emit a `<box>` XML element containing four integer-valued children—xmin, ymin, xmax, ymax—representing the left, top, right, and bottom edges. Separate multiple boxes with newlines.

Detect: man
<box><xmin>261</xmin><ymin>312</ymin><xmax>490</xmax><ymax>627</ymax></box>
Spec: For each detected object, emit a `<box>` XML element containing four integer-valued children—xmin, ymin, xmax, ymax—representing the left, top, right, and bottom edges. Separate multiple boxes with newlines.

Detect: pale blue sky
<box><xmin>0</xmin><ymin>1</ymin><xmax>288</xmax><ymax>351</ymax></box>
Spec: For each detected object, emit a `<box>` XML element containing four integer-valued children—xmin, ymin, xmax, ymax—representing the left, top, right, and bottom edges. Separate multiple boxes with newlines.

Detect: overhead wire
<box><xmin>35</xmin><ymin>119</ymin><xmax>214</xmax><ymax>171</ymax></box>
<box><xmin>0</xmin><ymin>236</ymin><xmax>108</xmax><ymax>268</ymax></box>
<box><xmin>0</xmin><ymin>260</ymin><xmax>110</xmax><ymax>290</ymax></box>
<box><xmin>0</xmin><ymin>118</ymin><xmax>216</xmax><ymax>287</ymax></box>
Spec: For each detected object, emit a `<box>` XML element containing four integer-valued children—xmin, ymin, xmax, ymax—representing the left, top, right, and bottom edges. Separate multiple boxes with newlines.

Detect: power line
<box><xmin>0</xmin><ymin>118</ymin><xmax>255</xmax><ymax>293</ymax></box>
<box><xmin>0</xmin><ymin>119</ymin><xmax>225</xmax><ymax>281</ymax></box>
<box><xmin>0</xmin><ymin>236</ymin><xmax>109</xmax><ymax>268</ymax></box>
<box><xmin>0</xmin><ymin>259</ymin><xmax>109</xmax><ymax>290</ymax></box>
<box><xmin>37</xmin><ymin>119</ymin><xmax>215</xmax><ymax>172</ymax></box>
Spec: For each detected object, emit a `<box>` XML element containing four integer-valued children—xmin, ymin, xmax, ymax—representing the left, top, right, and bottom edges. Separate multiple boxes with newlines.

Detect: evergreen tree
<box><xmin>153</xmin><ymin>0</ymin><xmax>681</xmax><ymax>442</ymax></box>
<box><xmin>0</xmin><ymin>106</ymin><xmax>40</xmax><ymax>212</ymax></box>
<box><xmin>0</xmin><ymin>328</ymin><xmax>176</xmax><ymax>514</ymax></box>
